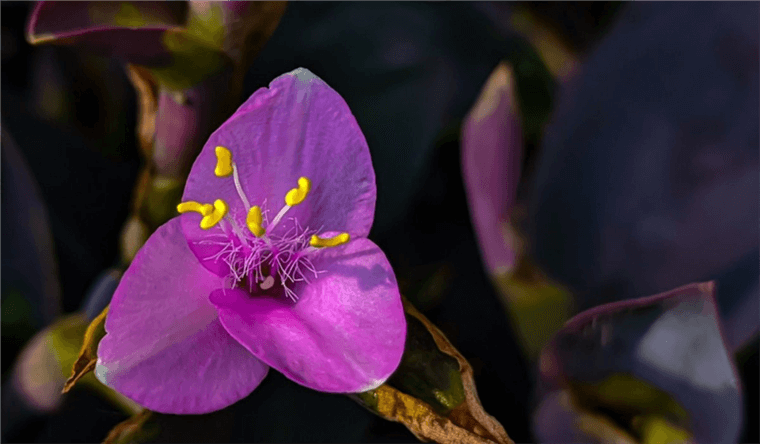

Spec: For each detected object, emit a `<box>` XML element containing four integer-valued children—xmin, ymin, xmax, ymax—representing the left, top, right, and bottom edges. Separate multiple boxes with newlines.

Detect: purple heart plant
<box><xmin>95</xmin><ymin>68</ymin><xmax>407</xmax><ymax>414</ymax></box>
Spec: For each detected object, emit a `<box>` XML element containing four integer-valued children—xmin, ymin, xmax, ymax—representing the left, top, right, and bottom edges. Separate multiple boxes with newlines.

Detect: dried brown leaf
<box><xmin>402</xmin><ymin>299</ymin><xmax>513</xmax><ymax>444</ymax></box>
<box><xmin>355</xmin><ymin>298</ymin><xmax>512</xmax><ymax>444</ymax></box>
<box><xmin>62</xmin><ymin>305</ymin><xmax>109</xmax><ymax>393</ymax></box>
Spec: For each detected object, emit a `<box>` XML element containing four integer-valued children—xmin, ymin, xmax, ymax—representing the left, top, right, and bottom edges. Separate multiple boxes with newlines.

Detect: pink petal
<box><xmin>96</xmin><ymin>218</ymin><xmax>268</xmax><ymax>414</ymax></box>
<box><xmin>181</xmin><ymin>68</ymin><xmax>376</xmax><ymax>260</ymax></box>
<box><xmin>461</xmin><ymin>63</ymin><xmax>523</xmax><ymax>276</ymax></box>
<box><xmin>210</xmin><ymin>237</ymin><xmax>406</xmax><ymax>393</ymax></box>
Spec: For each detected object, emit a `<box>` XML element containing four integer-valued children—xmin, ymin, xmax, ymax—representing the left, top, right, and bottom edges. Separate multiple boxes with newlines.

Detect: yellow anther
<box><xmin>214</xmin><ymin>146</ymin><xmax>233</xmax><ymax>177</ymax></box>
<box><xmin>246</xmin><ymin>206</ymin><xmax>266</xmax><ymax>237</ymax></box>
<box><xmin>200</xmin><ymin>199</ymin><xmax>228</xmax><ymax>230</ymax></box>
<box><xmin>285</xmin><ymin>176</ymin><xmax>311</xmax><ymax>206</ymax></box>
<box><xmin>177</xmin><ymin>201</ymin><xmax>213</xmax><ymax>216</ymax></box>
<box><xmin>310</xmin><ymin>232</ymin><xmax>350</xmax><ymax>248</ymax></box>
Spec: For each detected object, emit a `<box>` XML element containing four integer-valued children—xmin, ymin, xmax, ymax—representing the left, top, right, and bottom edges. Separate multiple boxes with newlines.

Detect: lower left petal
<box><xmin>96</xmin><ymin>218</ymin><xmax>268</xmax><ymax>414</ymax></box>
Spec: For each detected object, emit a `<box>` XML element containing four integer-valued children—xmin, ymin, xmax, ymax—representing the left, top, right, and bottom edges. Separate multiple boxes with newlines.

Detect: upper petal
<box><xmin>181</xmin><ymin>68</ymin><xmax>376</xmax><ymax>247</ymax></box>
<box><xmin>210</xmin><ymin>237</ymin><xmax>405</xmax><ymax>393</ymax></box>
<box><xmin>96</xmin><ymin>217</ymin><xmax>268</xmax><ymax>414</ymax></box>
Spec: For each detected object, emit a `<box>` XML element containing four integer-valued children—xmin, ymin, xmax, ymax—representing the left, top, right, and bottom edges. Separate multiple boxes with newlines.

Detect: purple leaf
<box><xmin>526</xmin><ymin>2</ymin><xmax>759</xmax><ymax>351</ymax></box>
<box><xmin>537</xmin><ymin>282</ymin><xmax>742</xmax><ymax>443</ymax></box>
<box><xmin>26</xmin><ymin>2</ymin><xmax>186</xmax><ymax>66</ymax></box>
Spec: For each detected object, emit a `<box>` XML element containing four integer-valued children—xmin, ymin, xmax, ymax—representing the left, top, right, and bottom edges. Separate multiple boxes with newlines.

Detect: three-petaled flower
<box><xmin>96</xmin><ymin>68</ymin><xmax>407</xmax><ymax>414</ymax></box>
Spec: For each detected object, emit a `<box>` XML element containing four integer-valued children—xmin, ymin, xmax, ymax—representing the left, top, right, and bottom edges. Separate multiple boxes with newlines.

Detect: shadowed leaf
<box><xmin>103</xmin><ymin>410</ymin><xmax>158</xmax><ymax>444</ymax></box>
<box><xmin>354</xmin><ymin>297</ymin><xmax>512</xmax><ymax>444</ymax></box>
<box><xmin>27</xmin><ymin>2</ymin><xmax>186</xmax><ymax>66</ymax></box>
<box><xmin>535</xmin><ymin>282</ymin><xmax>741</xmax><ymax>443</ymax></box>
<box><xmin>526</xmin><ymin>1</ymin><xmax>759</xmax><ymax>351</ymax></box>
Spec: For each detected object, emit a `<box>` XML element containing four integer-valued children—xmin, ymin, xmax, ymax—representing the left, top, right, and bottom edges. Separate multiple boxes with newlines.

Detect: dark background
<box><xmin>2</xmin><ymin>2</ymin><xmax>757</xmax><ymax>443</ymax></box>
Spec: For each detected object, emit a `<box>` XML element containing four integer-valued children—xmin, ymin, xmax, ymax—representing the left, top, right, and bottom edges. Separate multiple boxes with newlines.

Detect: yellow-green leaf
<box><xmin>62</xmin><ymin>305</ymin><xmax>109</xmax><ymax>393</ymax></box>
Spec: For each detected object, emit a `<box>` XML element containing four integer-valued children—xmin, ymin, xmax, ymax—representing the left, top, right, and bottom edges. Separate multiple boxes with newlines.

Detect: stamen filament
<box><xmin>232</xmin><ymin>164</ymin><xmax>251</xmax><ymax>210</ymax></box>
<box><xmin>267</xmin><ymin>204</ymin><xmax>291</xmax><ymax>232</ymax></box>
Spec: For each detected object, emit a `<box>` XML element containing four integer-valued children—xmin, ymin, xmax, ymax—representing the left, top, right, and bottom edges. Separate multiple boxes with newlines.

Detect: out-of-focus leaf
<box><xmin>125</xmin><ymin>65</ymin><xmax>158</xmax><ymax>158</ymax></box>
<box><xmin>26</xmin><ymin>2</ymin><xmax>186</xmax><ymax>66</ymax></box>
<box><xmin>535</xmin><ymin>282</ymin><xmax>742</xmax><ymax>443</ymax></box>
<box><xmin>9</xmin><ymin>314</ymin><xmax>141</xmax><ymax>418</ymax></box>
<box><xmin>103</xmin><ymin>410</ymin><xmax>158</xmax><ymax>444</ymax></box>
<box><xmin>103</xmin><ymin>404</ymin><xmax>239</xmax><ymax>444</ymax></box>
<box><xmin>509</xmin><ymin>6</ymin><xmax>578</xmax><ymax>81</ymax></box>
<box><xmin>1</xmin><ymin>130</ymin><xmax>62</xmax><ymax>329</ymax></box>
<box><xmin>140</xmin><ymin>174</ymin><xmax>184</xmax><ymax>228</ymax></box>
<box><xmin>27</xmin><ymin>1</ymin><xmax>287</xmax><ymax>91</ymax></box>
<box><xmin>526</xmin><ymin>2</ymin><xmax>759</xmax><ymax>351</ymax></box>
<box><xmin>354</xmin><ymin>297</ymin><xmax>512</xmax><ymax>444</ymax></box>
<box><xmin>495</xmin><ymin>255</ymin><xmax>573</xmax><ymax>360</ymax></box>
<box><xmin>62</xmin><ymin>305</ymin><xmax>108</xmax><ymax>393</ymax></box>
<box><xmin>82</xmin><ymin>269</ymin><xmax>122</xmax><ymax>321</ymax></box>
<box><xmin>187</xmin><ymin>2</ymin><xmax>287</xmax><ymax>68</ymax></box>
<box><xmin>533</xmin><ymin>390</ymin><xmax>639</xmax><ymax>444</ymax></box>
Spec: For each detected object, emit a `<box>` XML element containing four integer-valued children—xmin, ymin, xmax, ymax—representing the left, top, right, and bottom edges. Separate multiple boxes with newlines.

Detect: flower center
<box><xmin>177</xmin><ymin>146</ymin><xmax>350</xmax><ymax>302</ymax></box>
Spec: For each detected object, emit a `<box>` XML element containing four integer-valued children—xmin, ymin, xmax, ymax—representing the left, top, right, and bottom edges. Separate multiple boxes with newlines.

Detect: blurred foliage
<box><xmin>3</xmin><ymin>1</ymin><xmax>758</xmax><ymax>443</ymax></box>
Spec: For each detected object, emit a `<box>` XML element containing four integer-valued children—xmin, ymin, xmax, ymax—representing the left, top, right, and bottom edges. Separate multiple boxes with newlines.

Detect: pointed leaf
<box><xmin>354</xmin><ymin>297</ymin><xmax>512</xmax><ymax>444</ymax></box>
<box><xmin>63</xmin><ymin>305</ymin><xmax>109</xmax><ymax>393</ymax></box>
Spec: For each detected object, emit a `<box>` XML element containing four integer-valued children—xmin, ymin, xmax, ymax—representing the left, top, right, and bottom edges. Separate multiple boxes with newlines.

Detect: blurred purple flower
<box><xmin>534</xmin><ymin>282</ymin><xmax>742</xmax><ymax>443</ymax></box>
<box><xmin>462</xmin><ymin>62</ymin><xmax>523</xmax><ymax>277</ymax></box>
<box><xmin>461</xmin><ymin>62</ymin><xmax>572</xmax><ymax>359</ymax></box>
<box><xmin>95</xmin><ymin>69</ymin><xmax>407</xmax><ymax>414</ymax></box>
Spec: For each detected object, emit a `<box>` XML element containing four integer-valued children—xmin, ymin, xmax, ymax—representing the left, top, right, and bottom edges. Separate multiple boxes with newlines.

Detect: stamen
<box><xmin>268</xmin><ymin>177</ymin><xmax>311</xmax><ymax>231</ymax></box>
<box><xmin>310</xmin><ymin>233</ymin><xmax>350</xmax><ymax>248</ymax></box>
<box><xmin>200</xmin><ymin>199</ymin><xmax>228</xmax><ymax>229</ymax></box>
<box><xmin>177</xmin><ymin>201</ymin><xmax>213</xmax><ymax>216</ymax></box>
<box><xmin>246</xmin><ymin>206</ymin><xmax>266</xmax><ymax>237</ymax></box>
<box><xmin>214</xmin><ymin>146</ymin><xmax>233</xmax><ymax>177</ymax></box>
<box><xmin>215</xmin><ymin>145</ymin><xmax>252</xmax><ymax>210</ymax></box>
<box><xmin>285</xmin><ymin>177</ymin><xmax>311</xmax><ymax>206</ymax></box>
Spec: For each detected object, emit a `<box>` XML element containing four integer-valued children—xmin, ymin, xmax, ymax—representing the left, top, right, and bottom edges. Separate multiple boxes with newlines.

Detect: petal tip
<box><xmin>94</xmin><ymin>359</ymin><xmax>109</xmax><ymax>386</ymax></box>
<box><xmin>358</xmin><ymin>377</ymin><xmax>387</xmax><ymax>393</ymax></box>
<box><xmin>287</xmin><ymin>67</ymin><xmax>319</xmax><ymax>83</ymax></box>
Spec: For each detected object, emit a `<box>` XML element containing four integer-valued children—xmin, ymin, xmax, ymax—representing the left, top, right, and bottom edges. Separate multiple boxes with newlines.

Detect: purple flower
<box><xmin>95</xmin><ymin>68</ymin><xmax>407</xmax><ymax>414</ymax></box>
